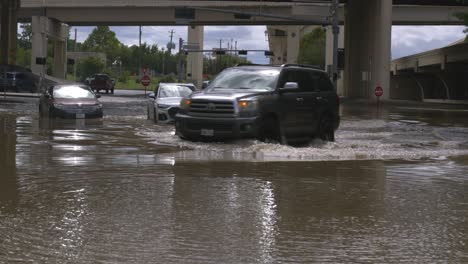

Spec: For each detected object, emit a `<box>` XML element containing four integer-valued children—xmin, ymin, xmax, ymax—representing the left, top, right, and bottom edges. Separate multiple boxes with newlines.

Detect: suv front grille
<box><xmin>189</xmin><ymin>100</ymin><xmax>235</xmax><ymax>117</ymax></box>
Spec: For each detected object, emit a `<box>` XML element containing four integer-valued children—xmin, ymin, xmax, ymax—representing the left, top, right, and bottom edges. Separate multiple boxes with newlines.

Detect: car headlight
<box><xmin>157</xmin><ymin>104</ymin><xmax>170</xmax><ymax>109</ymax></box>
<box><xmin>180</xmin><ymin>99</ymin><xmax>191</xmax><ymax>110</ymax></box>
<box><xmin>238</xmin><ymin>100</ymin><xmax>258</xmax><ymax>111</ymax></box>
<box><xmin>238</xmin><ymin>100</ymin><xmax>259</xmax><ymax>117</ymax></box>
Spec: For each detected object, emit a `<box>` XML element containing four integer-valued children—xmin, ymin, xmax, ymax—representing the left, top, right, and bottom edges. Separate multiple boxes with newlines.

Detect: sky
<box><xmin>70</xmin><ymin>25</ymin><xmax>467</xmax><ymax>64</ymax></box>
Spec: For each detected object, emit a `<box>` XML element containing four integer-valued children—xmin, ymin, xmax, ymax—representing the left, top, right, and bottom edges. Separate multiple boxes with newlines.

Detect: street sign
<box><xmin>141</xmin><ymin>75</ymin><xmax>151</xmax><ymax>87</ymax></box>
<box><xmin>375</xmin><ymin>86</ymin><xmax>383</xmax><ymax>97</ymax></box>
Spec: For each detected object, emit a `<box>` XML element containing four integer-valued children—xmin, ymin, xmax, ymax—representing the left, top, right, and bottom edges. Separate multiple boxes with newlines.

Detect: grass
<box><xmin>66</xmin><ymin>74</ymin><xmax>159</xmax><ymax>91</ymax></box>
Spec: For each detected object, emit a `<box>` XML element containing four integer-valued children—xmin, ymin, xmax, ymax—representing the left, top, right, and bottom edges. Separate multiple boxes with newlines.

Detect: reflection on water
<box><xmin>1</xmin><ymin>102</ymin><xmax>468</xmax><ymax>263</ymax></box>
<box><xmin>0</xmin><ymin>114</ymin><xmax>18</xmax><ymax>210</ymax></box>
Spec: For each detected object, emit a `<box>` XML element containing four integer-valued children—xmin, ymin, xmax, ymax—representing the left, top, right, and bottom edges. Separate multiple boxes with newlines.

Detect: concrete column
<box><xmin>344</xmin><ymin>0</ymin><xmax>392</xmax><ymax>100</ymax></box>
<box><xmin>7</xmin><ymin>1</ymin><xmax>18</xmax><ymax>65</ymax></box>
<box><xmin>186</xmin><ymin>25</ymin><xmax>204</xmax><ymax>89</ymax></box>
<box><xmin>31</xmin><ymin>16</ymin><xmax>48</xmax><ymax>75</ymax></box>
<box><xmin>1</xmin><ymin>0</ymin><xmax>11</xmax><ymax>65</ymax></box>
<box><xmin>266</xmin><ymin>26</ymin><xmax>287</xmax><ymax>64</ymax></box>
<box><xmin>52</xmin><ymin>23</ymin><xmax>68</xmax><ymax>79</ymax></box>
<box><xmin>325</xmin><ymin>25</ymin><xmax>345</xmax><ymax>95</ymax></box>
<box><xmin>286</xmin><ymin>26</ymin><xmax>301</xmax><ymax>64</ymax></box>
<box><xmin>53</xmin><ymin>40</ymin><xmax>67</xmax><ymax>79</ymax></box>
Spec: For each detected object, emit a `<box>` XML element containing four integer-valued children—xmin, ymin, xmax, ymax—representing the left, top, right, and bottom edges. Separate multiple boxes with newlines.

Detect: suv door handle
<box><xmin>296</xmin><ymin>97</ymin><xmax>304</xmax><ymax>102</ymax></box>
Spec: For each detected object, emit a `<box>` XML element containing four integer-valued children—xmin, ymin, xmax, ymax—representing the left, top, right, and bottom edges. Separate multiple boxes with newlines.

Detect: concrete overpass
<box><xmin>391</xmin><ymin>40</ymin><xmax>468</xmax><ymax>103</ymax></box>
<box><xmin>2</xmin><ymin>0</ymin><xmax>468</xmax><ymax>97</ymax></box>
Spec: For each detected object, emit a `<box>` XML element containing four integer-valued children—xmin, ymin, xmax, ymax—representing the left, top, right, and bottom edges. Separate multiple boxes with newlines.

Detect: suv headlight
<box><xmin>237</xmin><ymin>100</ymin><xmax>259</xmax><ymax>117</ymax></box>
<box><xmin>180</xmin><ymin>99</ymin><xmax>191</xmax><ymax>110</ymax></box>
<box><xmin>238</xmin><ymin>100</ymin><xmax>258</xmax><ymax>111</ymax></box>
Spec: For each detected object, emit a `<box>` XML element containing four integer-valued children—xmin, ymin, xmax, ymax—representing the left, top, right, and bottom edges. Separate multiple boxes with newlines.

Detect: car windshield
<box><xmin>53</xmin><ymin>86</ymin><xmax>96</xmax><ymax>99</ymax></box>
<box><xmin>158</xmin><ymin>85</ymin><xmax>193</xmax><ymax>98</ymax></box>
<box><xmin>207</xmin><ymin>68</ymin><xmax>280</xmax><ymax>91</ymax></box>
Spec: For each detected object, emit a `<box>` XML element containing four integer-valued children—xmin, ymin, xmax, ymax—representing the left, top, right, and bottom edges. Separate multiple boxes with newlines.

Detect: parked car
<box><xmin>147</xmin><ymin>83</ymin><xmax>195</xmax><ymax>123</ymax></box>
<box><xmin>0</xmin><ymin>71</ymin><xmax>39</xmax><ymax>93</ymax></box>
<box><xmin>39</xmin><ymin>84</ymin><xmax>103</xmax><ymax>119</ymax></box>
<box><xmin>175</xmin><ymin>64</ymin><xmax>340</xmax><ymax>144</ymax></box>
<box><xmin>86</xmin><ymin>74</ymin><xmax>115</xmax><ymax>94</ymax></box>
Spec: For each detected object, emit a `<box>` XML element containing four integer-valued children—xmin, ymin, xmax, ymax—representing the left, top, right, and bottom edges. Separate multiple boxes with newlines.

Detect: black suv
<box><xmin>175</xmin><ymin>64</ymin><xmax>340</xmax><ymax>144</ymax></box>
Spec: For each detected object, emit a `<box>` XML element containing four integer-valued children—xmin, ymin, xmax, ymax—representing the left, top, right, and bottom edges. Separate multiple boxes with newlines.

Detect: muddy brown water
<box><xmin>1</xmin><ymin>97</ymin><xmax>468</xmax><ymax>263</ymax></box>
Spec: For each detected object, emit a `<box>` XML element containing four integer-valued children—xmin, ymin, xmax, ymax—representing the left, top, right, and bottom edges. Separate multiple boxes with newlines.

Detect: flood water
<box><xmin>1</xmin><ymin>95</ymin><xmax>468</xmax><ymax>263</ymax></box>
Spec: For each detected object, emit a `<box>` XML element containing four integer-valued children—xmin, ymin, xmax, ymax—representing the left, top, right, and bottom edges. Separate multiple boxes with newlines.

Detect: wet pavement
<box><xmin>1</xmin><ymin>94</ymin><xmax>468</xmax><ymax>263</ymax></box>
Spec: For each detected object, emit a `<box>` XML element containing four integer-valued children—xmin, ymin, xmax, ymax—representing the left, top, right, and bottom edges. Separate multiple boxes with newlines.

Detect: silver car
<box><xmin>147</xmin><ymin>83</ymin><xmax>195</xmax><ymax>123</ymax></box>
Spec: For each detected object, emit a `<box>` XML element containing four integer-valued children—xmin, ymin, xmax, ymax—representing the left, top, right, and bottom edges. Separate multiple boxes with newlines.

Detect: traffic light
<box><xmin>264</xmin><ymin>51</ymin><xmax>274</xmax><ymax>57</ymax></box>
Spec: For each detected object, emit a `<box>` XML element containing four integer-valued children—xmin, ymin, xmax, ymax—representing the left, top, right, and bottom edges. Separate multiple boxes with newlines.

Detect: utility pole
<box><xmin>162</xmin><ymin>48</ymin><xmax>166</xmax><ymax>75</ymax></box>
<box><xmin>331</xmin><ymin>0</ymin><xmax>340</xmax><ymax>91</ymax></box>
<box><xmin>73</xmin><ymin>28</ymin><xmax>77</xmax><ymax>81</ymax></box>
<box><xmin>168</xmin><ymin>29</ymin><xmax>175</xmax><ymax>54</ymax></box>
<box><xmin>139</xmin><ymin>25</ymin><xmax>142</xmax><ymax>76</ymax></box>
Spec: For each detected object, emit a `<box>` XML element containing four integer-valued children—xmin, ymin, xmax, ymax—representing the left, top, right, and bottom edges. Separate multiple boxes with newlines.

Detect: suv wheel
<box><xmin>318</xmin><ymin>114</ymin><xmax>335</xmax><ymax>142</ymax></box>
<box><xmin>258</xmin><ymin>116</ymin><xmax>285</xmax><ymax>144</ymax></box>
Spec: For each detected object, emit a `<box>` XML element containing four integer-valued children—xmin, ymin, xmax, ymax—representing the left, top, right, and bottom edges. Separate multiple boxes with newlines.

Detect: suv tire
<box><xmin>258</xmin><ymin>116</ymin><xmax>285</xmax><ymax>144</ymax></box>
<box><xmin>318</xmin><ymin>114</ymin><xmax>335</xmax><ymax>142</ymax></box>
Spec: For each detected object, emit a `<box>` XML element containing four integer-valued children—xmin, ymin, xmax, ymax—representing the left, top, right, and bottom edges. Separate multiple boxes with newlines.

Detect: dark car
<box><xmin>39</xmin><ymin>84</ymin><xmax>103</xmax><ymax>119</ymax></box>
<box><xmin>147</xmin><ymin>83</ymin><xmax>195</xmax><ymax>124</ymax></box>
<box><xmin>175</xmin><ymin>64</ymin><xmax>340</xmax><ymax>144</ymax></box>
<box><xmin>86</xmin><ymin>74</ymin><xmax>115</xmax><ymax>94</ymax></box>
<box><xmin>0</xmin><ymin>71</ymin><xmax>38</xmax><ymax>93</ymax></box>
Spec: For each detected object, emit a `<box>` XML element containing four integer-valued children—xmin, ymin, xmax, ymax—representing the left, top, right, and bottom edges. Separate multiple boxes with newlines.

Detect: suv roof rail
<box><xmin>281</xmin><ymin>64</ymin><xmax>322</xmax><ymax>70</ymax></box>
<box><xmin>235</xmin><ymin>63</ymin><xmax>276</xmax><ymax>67</ymax></box>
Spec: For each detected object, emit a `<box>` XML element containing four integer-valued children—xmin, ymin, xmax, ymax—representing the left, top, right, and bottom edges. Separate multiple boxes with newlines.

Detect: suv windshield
<box><xmin>53</xmin><ymin>86</ymin><xmax>96</xmax><ymax>99</ymax></box>
<box><xmin>159</xmin><ymin>85</ymin><xmax>193</xmax><ymax>98</ymax></box>
<box><xmin>208</xmin><ymin>68</ymin><xmax>280</xmax><ymax>91</ymax></box>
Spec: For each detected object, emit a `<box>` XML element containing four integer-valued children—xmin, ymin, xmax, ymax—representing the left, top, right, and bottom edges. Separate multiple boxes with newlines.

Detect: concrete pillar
<box><xmin>31</xmin><ymin>16</ymin><xmax>68</xmax><ymax>78</ymax></box>
<box><xmin>286</xmin><ymin>26</ymin><xmax>301</xmax><ymax>64</ymax></box>
<box><xmin>267</xmin><ymin>26</ymin><xmax>287</xmax><ymax>64</ymax></box>
<box><xmin>31</xmin><ymin>16</ymin><xmax>48</xmax><ymax>75</ymax></box>
<box><xmin>325</xmin><ymin>25</ymin><xmax>345</xmax><ymax>95</ymax></box>
<box><xmin>1</xmin><ymin>0</ymin><xmax>11</xmax><ymax>65</ymax></box>
<box><xmin>344</xmin><ymin>0</ymin><xmax>392</xmax><ymax>100</ymax></box>
<box><xmin>52</xmin><ymin>23</ymin><xmax>68</xmax><ymax>79</ymax></box>
<box><xmin>7</xmin><ymin>1</ymin><xmax>18</xmax><ymax>65</ymax></box>
<box><xmin>187</xmin><ymin>25</ymin><xmax>204</xmax><ymax>89</ymax></box>
<box><xmin>53</xmin><ymin>40</ymin><xmax>67</xmax><ymax>79</ymax></box>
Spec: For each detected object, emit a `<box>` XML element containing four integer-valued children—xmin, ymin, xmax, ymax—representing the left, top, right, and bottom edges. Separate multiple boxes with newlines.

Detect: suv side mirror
<box><xmin>148</xmin><ymin>93</ymin><xmax>155</xmax><ymax>99</ymax></box>
<box><xmin>280</xmin><ymin>82</ymin><xmax>299</xmax><ymax>93</ymax></box>
<box><xmin>95</xmin><ymin>94</ymin><xmax>101</xmax><ymax>98</ymax></box>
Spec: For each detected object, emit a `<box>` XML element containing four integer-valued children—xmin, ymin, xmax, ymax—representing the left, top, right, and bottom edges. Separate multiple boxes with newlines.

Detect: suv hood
<box><xmin>190</xmin><ymin>89</ymin><xmax>263</xmax><ymax>101</ymax></box>
<box><xmin>156</xmin><ymin>97</ymin><xmax>183</xmax><ymax>106</ymax></box>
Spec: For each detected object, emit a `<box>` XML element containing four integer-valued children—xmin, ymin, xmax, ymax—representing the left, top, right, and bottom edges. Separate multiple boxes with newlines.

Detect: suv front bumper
<box><xmin>175</xmin><ymin>114</ymin><xmax>260</xmax><ymax>140</ymax></box>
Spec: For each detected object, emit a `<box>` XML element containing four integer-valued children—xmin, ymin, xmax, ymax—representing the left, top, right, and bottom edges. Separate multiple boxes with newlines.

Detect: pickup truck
<box><xmin>86</xmin><ymin>74</ymin><xmax>115</xmax><ymax>94</ymax></box>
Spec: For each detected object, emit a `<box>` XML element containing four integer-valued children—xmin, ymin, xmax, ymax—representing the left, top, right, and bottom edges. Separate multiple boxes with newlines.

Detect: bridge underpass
<box><xmin>2</xmin><ymin>0</ymin><xmax>468</xmax><ymax>98</ymax></box>
<box><xmin>391</xmin><ymin>41</ymin><xmax>468</xmax><ymax>104</ymax></box>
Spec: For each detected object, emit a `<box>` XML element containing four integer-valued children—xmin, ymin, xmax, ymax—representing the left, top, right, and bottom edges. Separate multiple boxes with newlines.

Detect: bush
<box><xmin>159</xmin><ymin>74</ymin><xmax>177</xmax><ymax>83</ymax></box>
<box><xmin>76</xmin><ymin>57</ymin><xmax>106</xmax><ymax>82</ymax></box>
<box><xmin>118</xmin><ymin>70</ymin><xmax>130</xmax><ymax>83</ymax></box>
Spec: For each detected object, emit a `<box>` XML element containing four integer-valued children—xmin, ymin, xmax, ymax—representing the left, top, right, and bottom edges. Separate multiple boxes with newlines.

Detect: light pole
<box><xmin>331</xmin><ymin>0</ymin><xmax>340</xmax><ymax>92</ymax></box>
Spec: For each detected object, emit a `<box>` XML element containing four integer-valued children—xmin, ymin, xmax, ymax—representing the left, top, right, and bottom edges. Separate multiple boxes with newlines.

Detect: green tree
<box><xmin>297</xmin><ymin>27</ymin><xmax>326</xmax><ymax>68</ymax></box>
<box><xmin>81</xmin><ymin>26</ymin><xmax>122</xmax><ymax>65</ymax></box>
<box><xmin>456</xmin><ymin>13</ymin><xmax>468</xmax><ymax>40</ymax></box>
<box><xmin>76</xmin><ymin>57</ymin><xmax>106</xmax><ymax>81</ymax></box>
<box><xmin>17</xmin><ymin>23</ymin><xmax>32</xmax><ymax>49</ymax></box>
